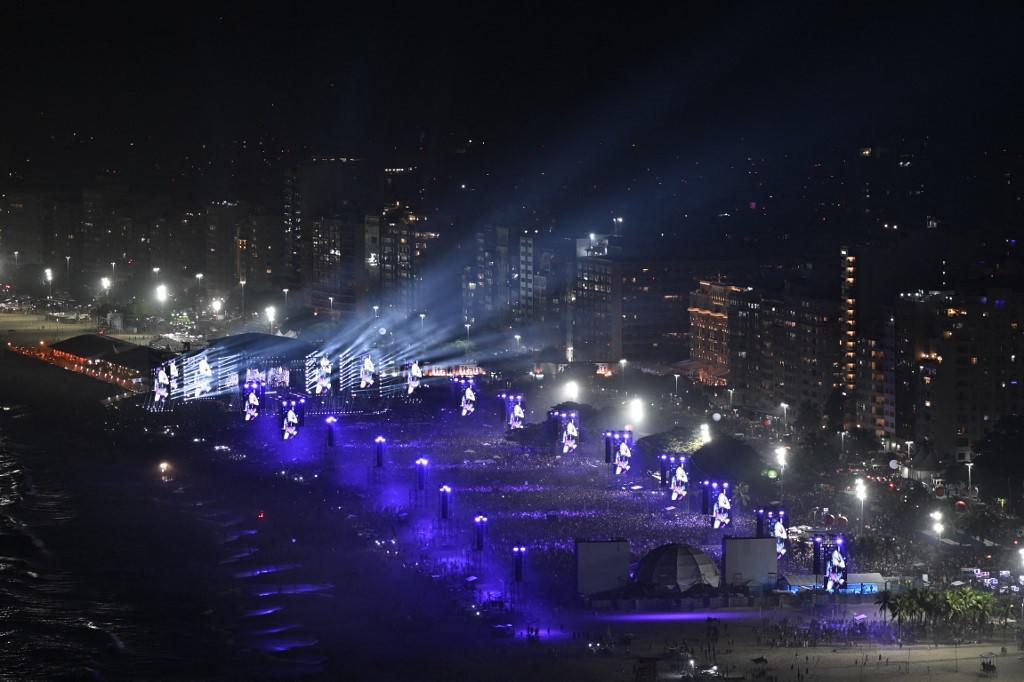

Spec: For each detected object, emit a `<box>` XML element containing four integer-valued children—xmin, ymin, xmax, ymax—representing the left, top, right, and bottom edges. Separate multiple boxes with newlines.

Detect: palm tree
<box><xmin>876</xmin><ymin>589</ymin><xmax>895</xmax><ymax>623</ymax></box>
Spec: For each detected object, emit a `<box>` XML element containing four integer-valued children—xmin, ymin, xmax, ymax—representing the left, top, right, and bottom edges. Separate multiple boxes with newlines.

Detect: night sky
<box><xmin>3</xmin><ymin>2</ymin><xmax>1023</xmax><ymax>238</ymax></box>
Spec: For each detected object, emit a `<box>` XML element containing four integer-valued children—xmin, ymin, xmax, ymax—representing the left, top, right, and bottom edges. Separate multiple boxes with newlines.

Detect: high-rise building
<box><xmin>688</xmin><ymin>280</ymin><xmax>749</xmax><ymax>385</ymax></box>
<box><xmin>756</xmin><ymin>295</ymin><xmax>840</xmax><ymax>417</ymax></box>
<box><xmin>895</xmin><ymin>290</ymin><xmax>1024</xmax><ymax>460</ymax></box>
<box><xmin>570</xmin><ymin>256</ymin><xmax>622</xmax><ymax>362</ymax></box>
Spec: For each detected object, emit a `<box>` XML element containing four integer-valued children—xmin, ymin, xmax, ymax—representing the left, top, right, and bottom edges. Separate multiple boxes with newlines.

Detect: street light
<box><xmin>419</xmin><ymin>312</ymin><xmax>426</xmax><ymax>331</ymax></box>
<box><xmin>328</xmin><ymin>296</ymin><xmax>334</xmax><ymax>311</ymax></box>
<box><xmin>780</xmin><ymin>402</ymin><xmax>789</xmax><ymax>428</ymax></box>
<box><xmin>13</xmin><ymin>251</ymin><xmax>18</xmax><ymax>267</ymax></box>
<box><xmin>464</xmin><ymin>323</ymin><xmax>471</xmax><ymax>340</ymax></box>
<box><xmin>239</xmin><ymin>279</ymin><xmax>246</xmax><ymax>317</ymax></box>
<box><xmin>110</xmin><ymin>262</ymin><xmax>116</xmax><ymax>281</ymax></box>
<box><xmin>855</xmin><ymin>479</ymin><xmax>867</xmax><ymax>534</ymax></box>
<box><xmin>727</xmin><ymin>388</ymin><xmax>735</xmax><ymax>408</ymax></box>
<box><xmin>965</xmin><ymin>461</ymin><xmax>975</xmax><ymax>492</ymax></box>
<box><xmin>156</xmin><ymin>284</ymin><xmax>168</xmax><ymax>303</ymax></box>
<box><xmin>514</xmin><ymin>334</ymin><xmax>521</xmax><ymax>349</ymax></box>
<box><xmin>265</xmin><ymin>305</ymin><xmax>276</xmax><ymax>333</ymax></box>
<box><xmin>775</xmin><ymin>446</ymin><xmax>788</xmax><ymax>498</ymax></box>
<box><xmin>282</xmin><ymin>288</ymin><xmax>289</xmax><ymax>309</ymax></box>
<box><xmin>629</xmin><ymin>397</ymin><xmax>644</xmax><ymax>424</ymax></box>
<box><xmin>152</xmin><ymin>267</ymin><xmax>160</xmax><ymax>277</ymax></box>
<box><xmin>619</xmin><ymin>358</ymin><xmax>627</xmax><ymax>389</ymax></box>
<box><xmin>64</xmin><ymin>255</ymin><xmax>70</xmax><ymax>280</ymax></box>
<box><xmin>44</xmin><ymin>268</ymin><xmax>53</xmax><ymax>299</ymax></box>
<box><xmin>373</xmin><ymin>305</ymin><xmax>379</xmax><ymax>318</ymax></box>
<box><xmin>673</xmin><ymin>373</ymin><xmax>680</xmax><ymax>395</ymax></box>
<box><xmin>840</xmin><ymin>431</ymin><xmax>848</xmax><ymax>454</ymax></box>
<box><xmin>563</xmin><ymin>381</ymin><xmax>580</xmax><ymax>401</ymax></box>
<box><xmin>211</xmin><ymin>298</ymin><xmax>223</xmax><ymax>314</ymax></box>
<box><xmin>100</xmin><ymin>277</ymin><xmax>111</xmax><ymax>298</ymax></box>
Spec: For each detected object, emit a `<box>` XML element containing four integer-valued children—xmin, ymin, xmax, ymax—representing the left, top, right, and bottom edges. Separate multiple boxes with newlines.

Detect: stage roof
<box><xmin>204</xmin><ymin>332</ymin><xmax>316</xmax><ymax>362</ymax></box>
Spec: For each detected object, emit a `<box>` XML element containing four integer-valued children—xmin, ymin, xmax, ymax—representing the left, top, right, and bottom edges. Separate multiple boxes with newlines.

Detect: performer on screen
<box><xmin>614</xmin><ymin>439</ymin><xmax>631</xmax><ymax>474</ymax></box>
<box><xmin>670</xmin><ymin>462</ymin><xmax>688</xmax><ymax>500</ymax></box>
<box><xmin>196</xmin><ymin>357</ymin><xmax>213</xmax><ymax>397</ymax></box>
<box><xmin>168</xmin><ymin>361</ymin><xmax>178</xmax><ymax>390</ymax></box>
<box><xmin>155</xmin><ymin>367</ymin><xmax>169</xmax><ymax>402</ymax></box>
<box><xmin>245</xmin><ymin>387</ymin><xmax>260</xmax><ymax>421</ymax></box>
<box><xmin>713</xmin><ymin>489</ymin><xmax>732</xmax><ymax>528</ymax></box>
<box><xmin>282</xmin><ymin>405</ymin><xmax>299</xmax><ymax>440</ymax></box>
<box><xmin>407</xmin><ymin>361</ymin><xmax>422</xmax><ymax>395</ymax></box>
<box><xmin>461</xmin><ymin>384</ymin><xmax>476</xmax><ymax>416</ymax></box>
<box><xmin>826</xmin><ymin>547</ymin><xmax>846</xmax><ymax>593</ymax></box>
<box><xmin>510</xmin><ymin>401</ymin><xmax>525</xmax><ymax>429</ymax></box>
<box><xmin>562</xmin><ymin>418</ymin><xmax>579</xmax><ymax>454</ymax></box>
<box><xmin>360</xmin><ymin>355</ymin><xmax>376</xmax><ymax>388</ymax></box>
<box><xmin>774</xmin><ymin>517</ymin><xmax>788</xmax><ymax>557</ymax></box>
<box><xmin>315</xmin><ymin>356</ymin><xmax>331</xmax><ymax>395</ymax></box>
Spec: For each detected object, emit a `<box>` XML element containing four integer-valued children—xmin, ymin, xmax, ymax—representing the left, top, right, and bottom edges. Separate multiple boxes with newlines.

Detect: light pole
<box><xmin>328</xmin><ymin>296</ymin><xmax>334</xmax><ymax>311</ymax></box>
<box><xmin>282</xmin><ymin>288</ymin><xmax>289</xmax><ymax>310</ymax></box>
<box><xmin>727</xmin><ymin>388</ymin><xmax>735</xmax><ymax>408</ymax></box>
<box><xmin>110</xmin><ymin>262</ymin><xmax>116</xmax><ymax>282</ymax></box>
<box><xmin>152</xmin><ymin>267</ymin><xmax>160</xmax><ymax>278</ymax></box>
<box><xmin>44</xmin><ymin>268</ymin><xmax>53</xmax><ymax>300</ymax></box>
<box><xmin>775</xmin><ymin>446</ymin><xmax>787</xmax><ymax>499</ymax></box>
<box><xmin>620</xmin><ymin>358</ymin><xmax>627</xmax><ymax>389</ymax></box>
<box><xmin>514</xmin><ymin>333</ymin><xmax>521</xmax><ymax>349</ymax></box>
<box><xmin>239</xmin><ymin>279</ymin><xmax>246</xmax><ymax>318</ymax></box>
<box><xmin>840</xmin><ymin>430</ymin><xmax>848</xmax><ymax>454</ymax></box>
<box><xmin>65</xmin><ymin>255</ymin><xmax>71</xmax><ymax>280</ymax></box>
<box><xmin>930</xmin><ymin>511</ymin><xmax>943</xmax><ymax>545</ymax></box>
<box><xmin>965</xmin><ymin>461</ymin><xmax>975</xmax><ymax>493</ymax></box>
<box><xmin>419</xmin><ymin>312</ymin><xmax>426</xmax><ymax>331</ymax></box>
<box><xmin>373</xmin><ymin>305</ymin><xmax>379</xmax><ymax>318</ymax></box>
<box><xmin>855</xmin><ymin>479</ymin><xmax>867</xmax><ymax>534</ymax></box>
<box><xmin>13</xmin><ymin>251</ymin><xmax>18</xmax><ymax>268</ymax></box>
<box><xmin>673</xmin><ymin>373</ymin><xmax>680</xmax><ymax>395</ymax></box>
<box><xmin>464</xmin><ymin>323</ymin><xmax>471</xmax><ymax>340</ymax></box>
<box><xmin>780</xmin><ymin>402</ymin><xmax>789</xmax><ymax>428</ymax></box>
<box><xmin>156</xmin><ymin>284</ymin><xmax>168</xmax><ymax>316</ymax></box>
<box><xmin>265</xmin><ymin>306</ymin><xmax>276</xmax><ymax>333</ymax></box>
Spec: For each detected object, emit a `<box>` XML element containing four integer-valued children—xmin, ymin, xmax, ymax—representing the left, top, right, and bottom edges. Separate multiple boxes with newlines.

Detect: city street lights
<box><xmin>65</xmin><ymin>255</ymin><xmax>70</xmax><ymax>280</ymax></box>
<box><xmin>265</xmin><ymin>305</ymin><xmax>276</xmax><ymax>333</ymax></box>
<box><xmin>152</xmin><ymin>267</ymin><xmax>160</xmax><ymax>278</ymax></box>
<box><xmin>156</xmin><ymin>284</ymin><xmax>168</xmax><ymax>319</ymax></box>
<box><xmin>673</xmin><ymin>373</ymin><xmax>680</xmax><ymax>395</ymax></box>
<box><xmin>727</xmin><ymin>388</ymin><xmax>735</xmax><ymax>408</ymax></box>
<box><xmin>110</xmin><ymin>262</ymin><xmax>116</xmax><ymax>281</ymax></box>
<box><xmin>965</xmin><ymin>461</ymin><xmax>975</xmax><ymax>492</ymax></box>
<box><xmin>840</xmin><ymin>430</ymin><xmax>848</xmax><ymax>454</ymax></box>
<box><xmin>13</xmin><ymin>251</ymin><xmax>18</xmax><ymax>267</ymax></box>
<box><xmin>514</xmin><ymin>333</ymin><xmax>521</xmax><ymax>349</ymax></box>
<box><xmin>419</xmin><ymin>312</ymin><xmax>426</xmax><ymax>331</ymax></box>
<box><xmin>239</xmin><ymin>279</ymin><xmax>246</xmax><ymax>317</ymax></box>
<box><xmin>780</xmin><ymin>402</ymin><xmax>789</xmax><ymax>428</ymax></box>
<box><xmin>373</xmin><ymin>305</ymin><xmax>379</xmax><ymax>318</ymax></box>
<box><xmin>930</xmin><ymin>511</ymin><xmax>944</xmax><ymax>543</ymax></box>
<box><xmin>619</xmin><ymin>358</ymin><xmax>627</xmax><ymax>389</ymax></box>
<box><xmin>855</xmin><ymin>479</ymin><xmax>867</xmax><ymax>534</ymax></box>
<box><xmin>282</xmin><ymin>288</ymin><xmax>289</xmax><ymax>309</ymax></box>
<box><xmin>775</xmin><ymin>446</ymin><xmax>787</xmax><ymax>498</ymax></box>
<box><xmin>464</xmin><ymin>323</ymin><xmax>471</xmax><ymax>340</ymax></box>
<box><xmin>44</xmin><ymin>268</ymin><xmax>53</xmax><ymax>299</ymax></box>
<box><xmin>328</xmin><ymin>296</ymin><xmax>334</xmax><ymax>311</ymax></box>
